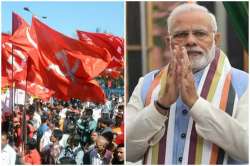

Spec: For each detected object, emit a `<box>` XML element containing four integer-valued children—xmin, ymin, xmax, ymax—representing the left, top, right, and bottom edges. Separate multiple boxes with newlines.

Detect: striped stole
<box><xmin>143</xmin><ymin>49</ymin><xmax>238</xmax><ymax>164</ymax></box>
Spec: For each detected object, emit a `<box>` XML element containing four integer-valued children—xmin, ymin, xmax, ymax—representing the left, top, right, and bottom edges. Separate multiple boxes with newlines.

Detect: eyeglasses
<box><xmin>171</xmin><ymin>29</ymin><xmax>214</xmax><ymax>42</ymax></box>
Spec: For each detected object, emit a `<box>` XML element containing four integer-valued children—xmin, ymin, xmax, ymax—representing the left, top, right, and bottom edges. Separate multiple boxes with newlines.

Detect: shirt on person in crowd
<box><xmin>89</xmin><ymin>148</ymin><xmax>113</xmax><ymax>165</ymax></box>
<box><xmin>24</xmin><ymin>149</ymin><xmax>41</xmax><ymax>165</ymax></box>
<box><xmin>1</xmin><ymin>144</ymin><xmax>16</xmax><ymax>165</ymax></box>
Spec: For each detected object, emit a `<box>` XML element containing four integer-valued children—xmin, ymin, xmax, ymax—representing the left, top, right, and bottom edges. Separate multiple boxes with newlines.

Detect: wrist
<box><xmin>154</xmin><ymin>100</ymin><xmax>170</xmax><ymax>116</ymax></box>
<box><xmin>155</xmin><ymin>100</ymin><xmax>171</xmax><ymax>110</ymax></box>
<box><xmin>187</xmin><ymin>95</ymin><xmax>199</xmax><ymax>108</ymax></box>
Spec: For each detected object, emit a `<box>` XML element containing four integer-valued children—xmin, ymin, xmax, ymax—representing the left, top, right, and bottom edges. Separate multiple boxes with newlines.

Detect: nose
<box><xmin>185</xmin><ymin>33</ymin><xmax>197</xmax><ymax>47</ymax></box>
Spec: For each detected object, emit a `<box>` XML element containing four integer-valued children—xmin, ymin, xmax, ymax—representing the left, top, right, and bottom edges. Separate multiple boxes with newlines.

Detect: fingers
<box><xmin>181</xmin><ymin>47</ymin><xmax>192</xmax><ymax>73</ymax></box>
<box><xmin>173</xmin><ymin>45</ymin><xmax>182</xmax><ymax>64</ymax></box>
<box><xmin>168</xmin><ymin>49</ymin><xmax>177</xmax><ymax>78</ymax></box>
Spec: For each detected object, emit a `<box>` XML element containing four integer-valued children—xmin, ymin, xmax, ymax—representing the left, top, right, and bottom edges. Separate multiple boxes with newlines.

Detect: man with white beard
<box><xmin>126</xmin><ymin>3</ymin><xmax>248</xmax><ymax>165</ymax></box>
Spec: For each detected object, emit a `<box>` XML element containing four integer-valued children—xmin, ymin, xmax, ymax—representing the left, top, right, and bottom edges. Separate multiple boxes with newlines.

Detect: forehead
<box><xmin>170</xmin><ymin>11</ymin><xmax>212</xmax><ymax>33</ymax></box>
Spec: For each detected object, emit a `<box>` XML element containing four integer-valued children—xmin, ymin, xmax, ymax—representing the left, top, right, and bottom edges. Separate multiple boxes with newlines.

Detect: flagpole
<box><xmin>22</xmin><ymin>56</ymin><xmax>30</xmax><ymax>155</ymax></box>
<box><xmin>22</xmin><ymin>7</ymin><xmax>47</xmax><ymax>154</ymax></box>
<box><xmin>10</xmin><ymin>13</ymin><xmax>16</xmax><ymax>147</ymax></box>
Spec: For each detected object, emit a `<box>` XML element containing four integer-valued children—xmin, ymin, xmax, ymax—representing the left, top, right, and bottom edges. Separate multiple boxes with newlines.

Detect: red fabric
<box><xmin>7</xmin><ymin>14</ymin><xmax>54</xmax><ymax>100</ymax></box>
<box><xmin>4</xmin><ymin>15</ymin><xmax>107</xmax><ymax>103</ymax></box>
<box><xmin>2</xmin><ymin>29</ymin><xmax>54</xmax><ymax>100</ymax></box>
<box><xmin>1</xmin><ymin>38</ymin><xmax>29</xmax><ymax>81</ymax></box>
<box><xmin>115</xmin><ymin>124</ymin><xmax>124</xmax><ymax>145</ymax></box>
<box><xmin>2</xmin><ymin>33</ymin><xmax>10</xmax><ymax>47</ymax></box>
<box><xmin>24</xmin><ymin>149</ymin><xmax>41</xmax><ymax>165</ymax></box>
<box><xmin>2</xmin><ymin>13</ymin><xmax>39</xmax><ymax>89</ymax></box>
<box><xmin>15</xmin><ymin>65</ymin><xmax>54</xmax><ymax>101</ymax></box>
<box><xmin>12</xmin><ymin>12</ymin><xmax>29</xmax><ymax>34</ymax></box>
<box><xmin>77</xmin><ymin>31</ymin><xmax>124</xmax><ymax>68</ymax></box>
<box><xmin>101</xmin><ymin>68</ymin><xmax>121</xmax><ymax>79</ymax></box>
<box><xmin>31</xmin><ymin>17</ymin><xmax>107</xmax><ymax>103</ymax></box>
<box><xmin>1</xmin><ymin>33</ymin><xmax>12</xmax><ymax>88</ymax></box>
<box><xmin>2</xmin><ymin>15</ymin><xmax>31</xmax><ymax>87</ymax></box>
<box><xmin>9</xmin><ymin>15</ymin><xmax>40</xmax><ymax>68</ymax></box>
<box><xmin>33</xmin><ymin>17</ymin><xmax>111</xmax><ymax>80</ymax></box>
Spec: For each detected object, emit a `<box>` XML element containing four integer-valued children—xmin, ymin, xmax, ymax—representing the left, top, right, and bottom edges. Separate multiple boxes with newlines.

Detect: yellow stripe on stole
<box><xmin>151</xmin><ymin>143</ymin><xmax>160</xmax><ymax>164</ymax></box>
<box><xmin>207</xmin><ymin>53</ymin><xmax>226</xmax><ymax>101</ymax></box>
<box><xmin>195</xmin><ymin>53</ymin><xmax>226</xmax><ymax>164</ymax></box>
<box><xmin>195</xmin><ymin>136</ymin><xmax>203</xmax><ymax>164</ymax></box>
<box><xmin>209</xmin><ymin>73</ymin><xmax>232</xmax><ymax>164</ymax></box>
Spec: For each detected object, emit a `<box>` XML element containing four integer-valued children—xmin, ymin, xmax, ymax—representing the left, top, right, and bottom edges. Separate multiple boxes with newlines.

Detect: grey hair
<box><xmin>167</xmin><ymin>3</ymin><xmax>217</xmax><ymax>33</ymax></box>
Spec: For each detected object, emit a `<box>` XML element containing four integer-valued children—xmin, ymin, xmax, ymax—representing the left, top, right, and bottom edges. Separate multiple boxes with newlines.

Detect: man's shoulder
<box><xmin>89</xmin><ymin>148</ymin><xmax>97</xmax><ymax>156</ymax></box>
<box><xmin>143</xmin><ymin>69</ymin><xmax>160</xmax><ymax>79</ymax></box>
<box><xmin>5</xmin><ymin>144</ymin><xmax>16</xmax><ymax>154</ymax></box>
<box><xmin>232</xmin><ymin>67</ymin><xmax>248</xmax><ymax>78</ymax></box>
<box><xmin>140</xmin><ymin>69</ymin><xmax>161</xmax><ymax>103</ymax></box>
<box><xmin>231</xmin><ymin>68</ymin><xmax>249</xmax><ymax>98</ymax></box>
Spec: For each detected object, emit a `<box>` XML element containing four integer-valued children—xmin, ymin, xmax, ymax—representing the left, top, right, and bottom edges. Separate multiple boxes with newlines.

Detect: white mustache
<box><xmin>186</xmin><ymin>47</ymin><xmax>204</xmax><ymax>53</ymax></box>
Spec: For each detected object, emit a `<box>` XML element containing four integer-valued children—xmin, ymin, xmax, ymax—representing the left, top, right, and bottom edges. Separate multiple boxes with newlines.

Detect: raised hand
<box><xmin>158</xmin><ymin>45</ymin><xmax>179</xmax><ymax>108</ymax></box>
<box><xmin>177</xmin><ymin>47</ymin><xmax>198</xmax><ymax>108</ymax></box>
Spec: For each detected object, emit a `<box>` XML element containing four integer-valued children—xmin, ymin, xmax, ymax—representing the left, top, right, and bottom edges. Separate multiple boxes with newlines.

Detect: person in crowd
<box><xmin>99</xmin><ymin>118</ymin><xmax>113</xmax><ymax>135</ymax></box>
<box><xmin>96</xmin><ymin>109</ymin><xmax>110</xmax><ymax>132</ymax></box>
<box><xmin>36</xmin><ymin>114</ymin><xmax>49</xmax><ymax>151</ymax></box>
<box><xmin>77</xmin><ymin>108</ymin><xmax>97</xmax><ymax>146</ymax></box>
<box><xmin>84</xmin><ymin>135</ymin><xmax>112</xmax><ymax>165</ymax></box>
<box><xmin>112</xmin><ymin>104</ymin><xmax>124</xmax><ymax>142</ymax></box>
<box><xmin>1</xmin><ymin>132</ymin><xmax>16</xmax><ymax>165</ymax></box>
<box><xmin>41</xmin><ymin>129</ymin><xmax>63</xmax><ymax>164</ymax></box>
<box><xmin>84</xmin><ymin>131</ymin><xmax>99</xmax><ymax>153</ymax></box>
<box><xmin>13</xmin><ymin>117</ymin><xmax>22</xmax><ymax>148</ymax></box>
<box><xmin>39</xmin><ymin>119</ymin><xmax>62</xmax><ymax>152</ymax></box>
<box><xmin>58</xmin><ymin>134</ymin><xmax>84</xmax><ymax>165</ymax></box>
<box><xmin>112</xmin><ymin>144</ymin><xmax>125</xmax><ymax>165</ymax></box>
<box><xmin>59</xmin><ymin>102</ymin><xmax>70</xmax><ymax>130</ymax></box>
<box><xmin>23</xmin><ymin>138</ymin><xmax>41</xmax><ymax>165</ymax></box>
<box><xmin>27</xmin><ymin>104</ymin><xmax>41</xmax><ymax>131</ymax></box>
<box><xmin>102</xmin><ymin>131</ymin><xmax>117</xmax><ymax>153</ymax></box>
<box><xmin>60</xmin><ymin>122</ymin><xmax>75</xmax><ymax>148</ymax></box>
<box><xmin>1</xmin><ymin>95</ymin><xmax>124</xmax><ymax>165</ymax></box>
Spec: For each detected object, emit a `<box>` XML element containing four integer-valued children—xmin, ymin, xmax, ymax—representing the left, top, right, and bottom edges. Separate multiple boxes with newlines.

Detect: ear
<box><xmin>214</xmin><ymin>32</ymin><xmax>221</xmax><ymax>47</ymax></box>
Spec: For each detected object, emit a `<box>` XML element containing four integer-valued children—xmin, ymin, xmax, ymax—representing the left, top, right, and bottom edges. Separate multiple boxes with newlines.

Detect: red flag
<box><xmin>2</xmin><ymin>33</ymin><xmax>12</xmax><ymax>88</ymax></box>
<box><xmin>60</xmin><ymin>80</ymin><xmax>106</xmax><ymax>103</ymax></box>
<box><xmin>77</xmin><ymin>30</ymin><xmax>124</xmax><ymax>68</ymax></box>
<box><xmin>15</xmin><ymin>65</ymin><xmax>54</xmax><ymax>101</ymax></box>
<box><xmin>2</xmin><ymin>33</ymin><xmax>53</xmax><ymax>99</ymax></box>
<box><xmin>3</xmin><ymin>13</ymin><xmax>52</xmax><ymax>99</ymax></box>
<box><xmin>33</xmin><ymin>17</ymin><xmax>111</xmax><ymax>81</ymax></box>
<box><xmin>31</xmin><ymin>17</ymin><xmax>107</xmax><ymax>103</ymax></box>
<box><xmin>2</xmin><ymin>36</ymin><xmax>29</xmax><ymax>81</ymax></box>
<box><xmin>2</xmin><ymin>13</ymin><xmax>31</xmax><ymax>83</ymax></box>
<box><xmin>12</xmin><ymin>12</ymin><xmax>29</xmax><ymax>34</ymax></box>
<box><xmin>9</xmin><ymin>14</ymin><xmax>40</xmax><ymax>68</ymax></box>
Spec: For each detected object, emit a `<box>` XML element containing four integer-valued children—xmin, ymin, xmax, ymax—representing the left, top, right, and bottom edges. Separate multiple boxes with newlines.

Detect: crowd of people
<box><xmin>1</xmin><ymin>95</ymin><xmax>124</xmax><ymax>165</ymax></box>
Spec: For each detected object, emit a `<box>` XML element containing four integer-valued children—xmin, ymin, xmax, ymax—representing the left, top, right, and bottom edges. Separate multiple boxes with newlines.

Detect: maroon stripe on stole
<box><xmin>188</xmin><ymin>124</ymin><xmax>198</xmax><ymax>164</ymax></box>
<box><xmin>188</xmin><ymin>49</ymin><xmax>221</xmax><ymax>164</ymax></box>
<box><xmin>143</xmin><ymin>147</ymin><xmax>150</xmax><ymax>164</ymax></box>
<box><xmin>200</xmin><ymin>48</ymin><xmax>220</xmax><ymax>98</ymax></box>
<box><xmin>158</xmin><ymin>118</ymin><xmax>169</xmax><ymax>164</ymax></box>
